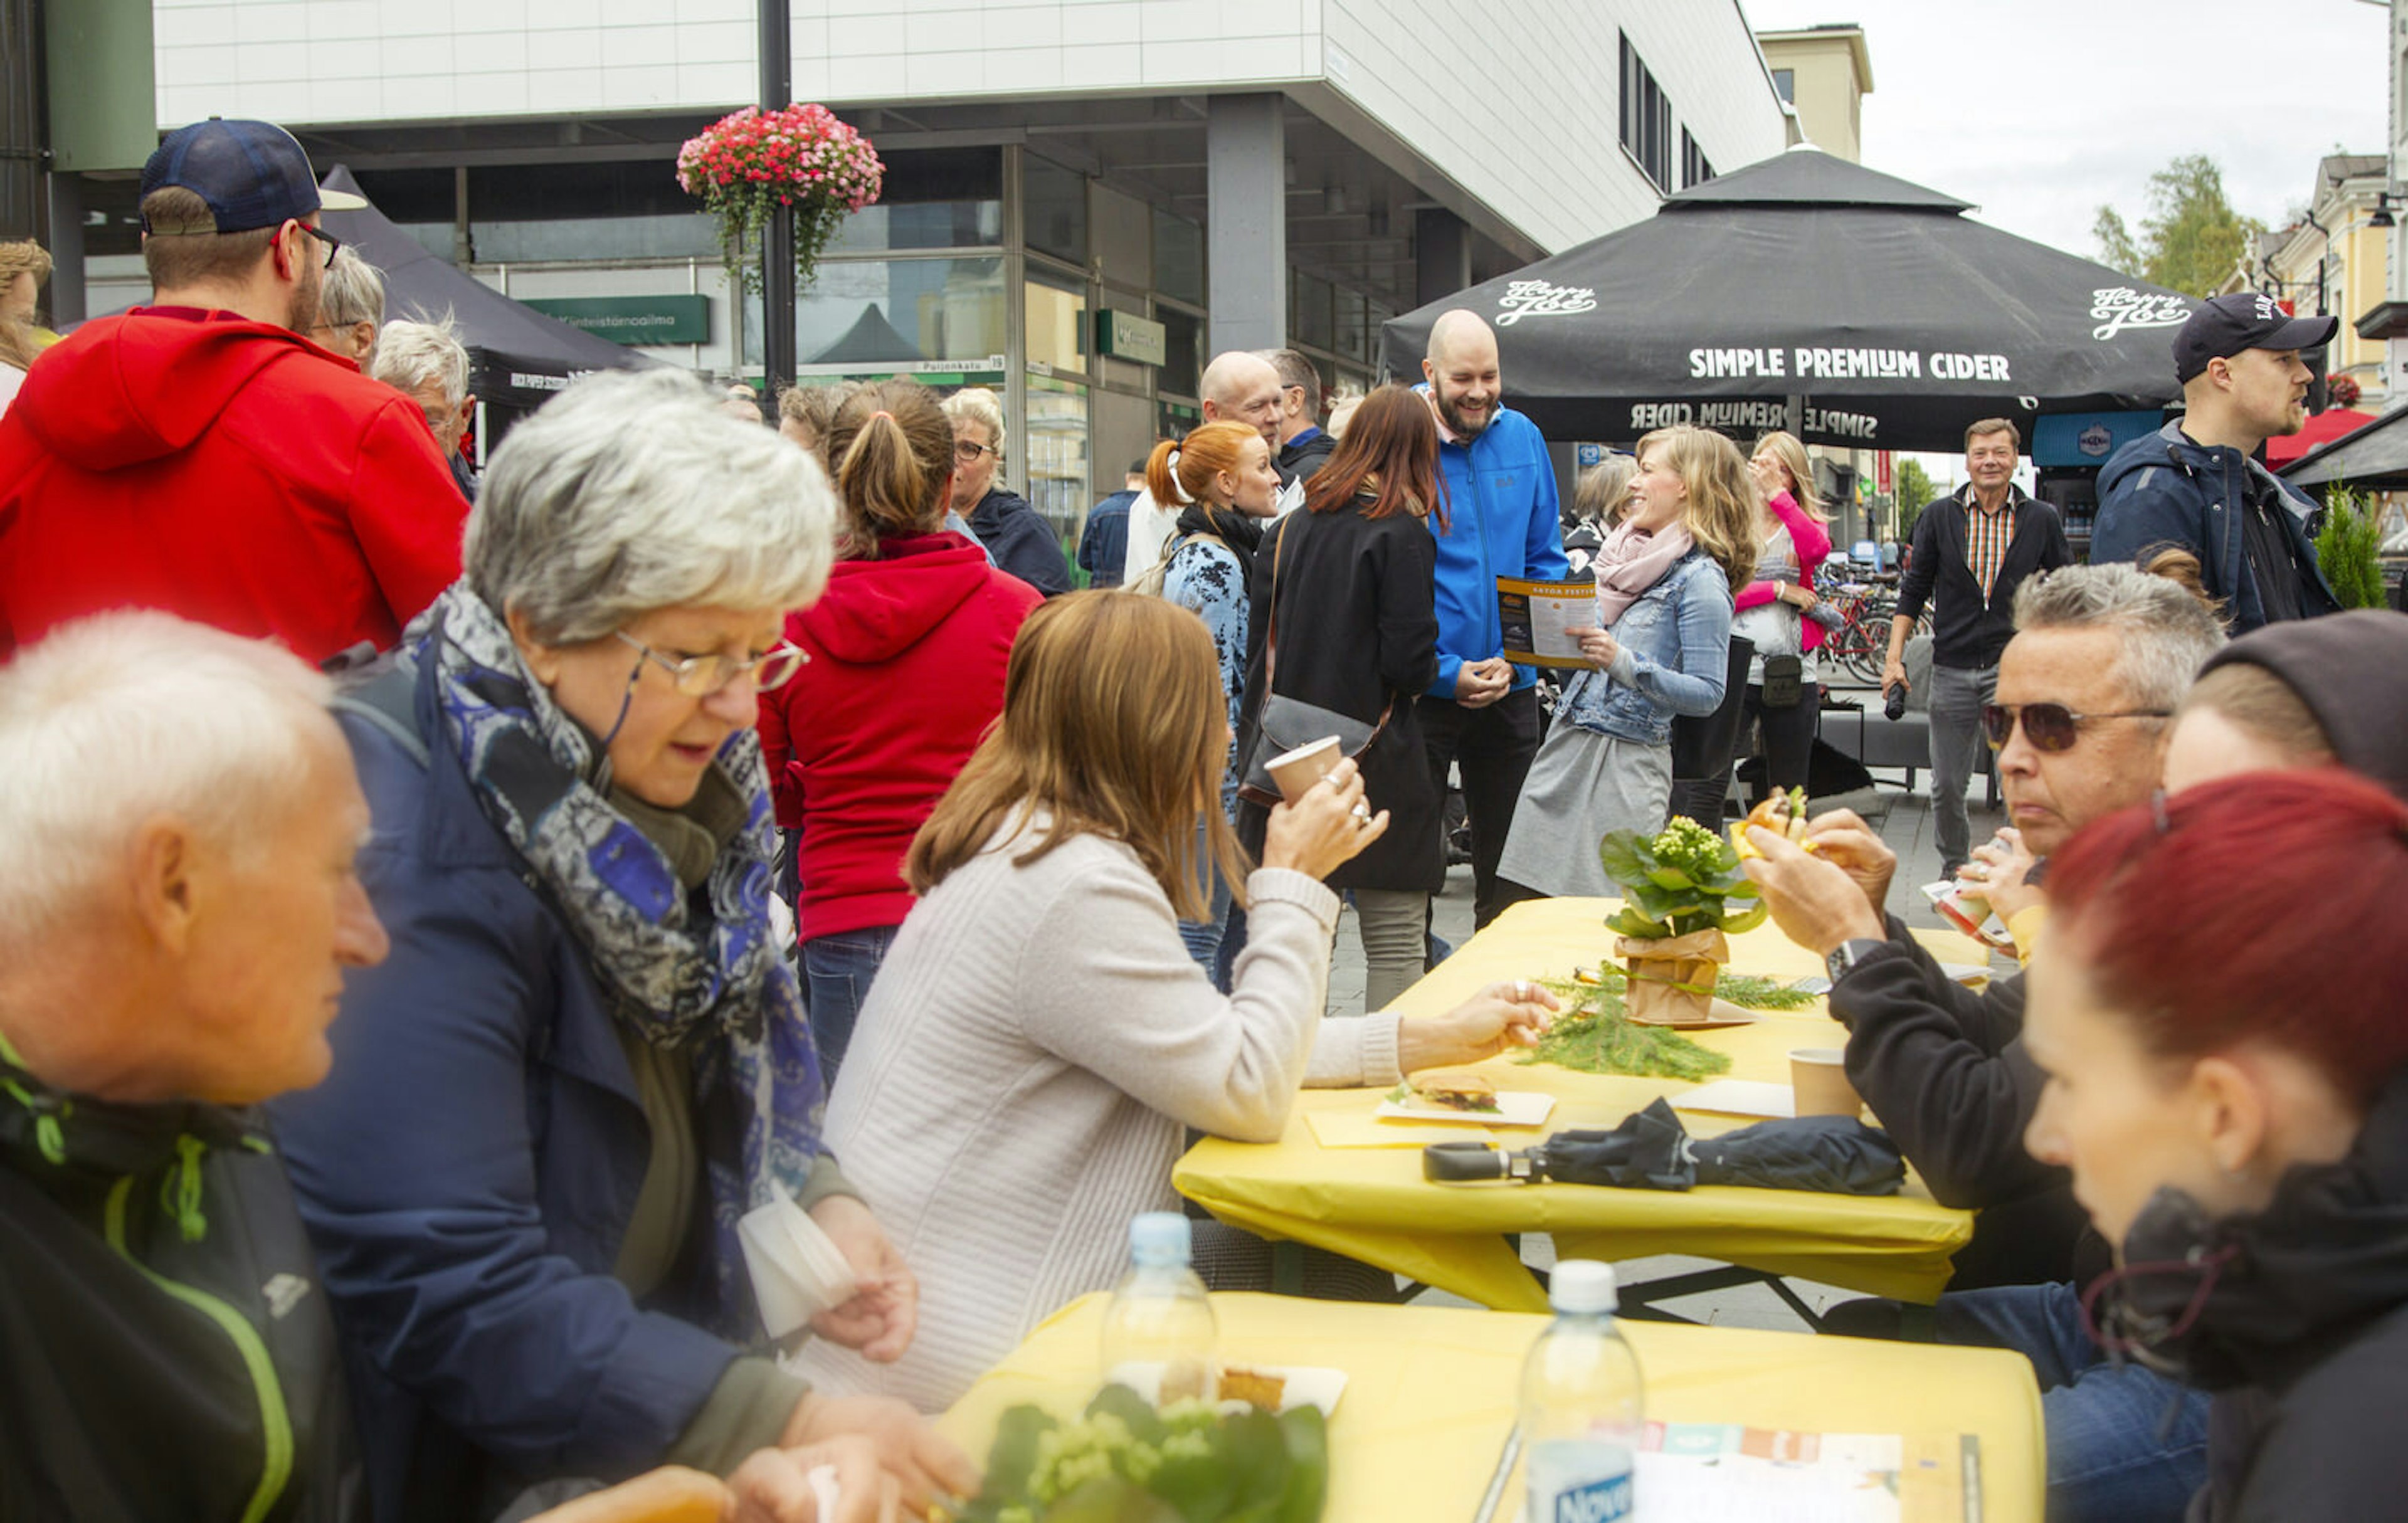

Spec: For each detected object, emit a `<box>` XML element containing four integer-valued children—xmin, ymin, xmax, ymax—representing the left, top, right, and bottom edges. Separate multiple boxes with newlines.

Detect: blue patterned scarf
<box><xmin>410</xmin><ymin>584</ymin><xmax>825</xmax><ymax>1337</ymax></box>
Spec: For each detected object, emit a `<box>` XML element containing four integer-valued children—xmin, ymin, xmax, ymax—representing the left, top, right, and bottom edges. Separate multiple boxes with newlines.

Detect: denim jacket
<box><xmin>1556</xmin><ymin>549</ymin><xmax>1733</xmax><ymax>747</ymax></box>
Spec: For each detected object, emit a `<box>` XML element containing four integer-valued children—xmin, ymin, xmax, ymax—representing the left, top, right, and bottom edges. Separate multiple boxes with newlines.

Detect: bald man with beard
<box><xmin>1415</xmin><ymin>310</ymin><xmax>1569</xmax><ymax>927</ymax></box>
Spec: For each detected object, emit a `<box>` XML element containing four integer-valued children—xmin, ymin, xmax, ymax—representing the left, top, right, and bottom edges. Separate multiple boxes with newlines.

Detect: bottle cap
<box><xmin>1129</xmin><ymin>1211</ymin><xmax>1193</xmax><ymax>1266</ymax></box>
<box><xmin>1550</xmin><ymin>1259</ymin><xmax>1619</xmax><ymax>1315</ymax></box>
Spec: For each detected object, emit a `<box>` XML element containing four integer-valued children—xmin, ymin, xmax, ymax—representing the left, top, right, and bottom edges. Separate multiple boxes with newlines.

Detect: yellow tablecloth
<box><xmin>942</xmin><ymin>1292</ymin><xmax>2044</xmax><ymax>1522</ymax></box>
<box><xmin>1175</xmin><ymin>899</ymin><xmax>1987</xmax><ymax>1310</ymax></box>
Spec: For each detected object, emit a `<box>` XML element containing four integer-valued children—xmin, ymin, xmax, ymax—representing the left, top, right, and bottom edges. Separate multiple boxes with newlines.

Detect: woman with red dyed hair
<box><xmin>2019</xmin><ymin>768</ymin><xmax>2408</xmax><ymax>1520</ymax></box>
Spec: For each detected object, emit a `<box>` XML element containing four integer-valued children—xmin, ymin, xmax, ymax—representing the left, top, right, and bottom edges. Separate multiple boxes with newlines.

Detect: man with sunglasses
<box><xmin>1745</xmin><ymin>566</ymin><xmax>2225</xmax><ymax>1283</ymax></box>
<box><xmin>1743</xmin><ymin>566</ymin><xmax>2227</xmax><ymax>1522</ymax></box>
<box><xmin>0</xmin><ymin>119</ymin><xmax>467</xmax><ymax>665</ymax></box>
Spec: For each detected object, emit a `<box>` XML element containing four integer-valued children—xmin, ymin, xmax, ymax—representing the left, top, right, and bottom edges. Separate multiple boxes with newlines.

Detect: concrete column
<box><xmin>1415</xmin><ymin>206</ymin><xmax>1472</xmax><ymax>307</ymax></box>
<box><xmin>46</xmin><ymin>174</ymin><xmax>86</xmax><ymax>325</ymax></box>
<box><xmin>1206</xmin><ymin>93</ymin><xmax>1284</xmax><ymax>356</ymax></box>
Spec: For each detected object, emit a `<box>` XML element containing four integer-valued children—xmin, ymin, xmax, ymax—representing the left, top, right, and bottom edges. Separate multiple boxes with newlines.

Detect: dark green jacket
<box><xmin>0</xmin><ymin>1043</ymin><xmax>361</xmax><ymax>1522</ymax></box>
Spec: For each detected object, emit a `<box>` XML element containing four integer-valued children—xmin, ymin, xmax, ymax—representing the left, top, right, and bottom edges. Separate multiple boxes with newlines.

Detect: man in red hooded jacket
<box><xmin>0</xmin><ymin>120</ymin><xmax>465</xmax><ymax>664</ymax></box>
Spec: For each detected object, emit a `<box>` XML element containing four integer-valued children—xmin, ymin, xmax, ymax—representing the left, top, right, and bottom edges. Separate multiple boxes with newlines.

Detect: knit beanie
<box><xmin>2197</xmin><ymin>609</ymin><xmax>2408</xmax><ymax>799</ymax></box>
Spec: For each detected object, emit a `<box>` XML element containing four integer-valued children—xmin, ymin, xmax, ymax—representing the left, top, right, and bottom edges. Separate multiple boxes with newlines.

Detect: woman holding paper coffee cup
<box><xmin>268</xmin><ymin>372</ymin><xmax>970</xmax><ymax>1518</ymax></box>
<box><xmin>796</xmin><ymin>592</ymin><xmax>1554</xmax><ymax>1410</ymax></box>
<box><xmin>1497</xmin><ymin>427</ymin><xmax>1755</xmax><ymax>899</ymax></box>
<box><xmin>1230</xmin><ymin>384</ymin><xmax>1450</xmax><ymax>1010</ymax></box>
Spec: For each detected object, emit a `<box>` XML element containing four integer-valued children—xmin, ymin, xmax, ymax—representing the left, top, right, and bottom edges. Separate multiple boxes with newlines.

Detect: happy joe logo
<box><xmin>2089</xmin><ymin>287</ymin><xmax>2190</xmax><ymax>341</ymax></box>
<box><xmin>1497</xmin><ymin>280</ymin><xmax>1599</xmax><ymax>326</ymax></box>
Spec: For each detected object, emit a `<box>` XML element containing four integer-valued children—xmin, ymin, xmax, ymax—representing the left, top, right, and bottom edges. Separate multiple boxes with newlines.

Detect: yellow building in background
<box><xmin>1756</xmin><ymin>24</ymin><xmax>1874</xmax><ymax>164</ymax></box>
<box><xmin>2231</xmin><ymin>154</ymin><xmax>2395</xmax><ymax>410</ymax></box>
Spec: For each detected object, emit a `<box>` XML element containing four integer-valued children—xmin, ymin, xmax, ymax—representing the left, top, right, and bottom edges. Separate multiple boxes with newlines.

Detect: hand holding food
<box><xmin>1962</xmin><ymin>826</ymin><xmax>2042</xmax><ymax>924</ymax></box>
<box><xmin>1395</xmin><ymin>979</ymin><xmax>1558</xmax><ymax>1073</ymax></box>
<box><xmin>1795</xmin><ymin>807</ymin><xmax>1898</xmax><ymax>919</ymax></box>
<box><xmin>1729</xmin><ymin>786</ymin><xmax>1812</xmax><ymax>860</ymax></box>
<box><xmin>1740</xmin><ymin>823</ymin><xmax>1888</xmax><ymax>957</ymax></box>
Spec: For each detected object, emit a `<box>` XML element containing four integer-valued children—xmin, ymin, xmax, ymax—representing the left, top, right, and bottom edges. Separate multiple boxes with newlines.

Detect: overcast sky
<box><xmin>1743</xmin><ymin>0</ymin><xmax>2395</xmax><ymax>260</ymax></box>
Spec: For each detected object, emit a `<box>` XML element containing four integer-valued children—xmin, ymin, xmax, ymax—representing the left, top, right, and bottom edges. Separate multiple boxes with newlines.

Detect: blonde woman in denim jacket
<box><xmin>1498</xmin><ymin>427</ymin><xmax>1756</xmax><ymax>899</ymax></box>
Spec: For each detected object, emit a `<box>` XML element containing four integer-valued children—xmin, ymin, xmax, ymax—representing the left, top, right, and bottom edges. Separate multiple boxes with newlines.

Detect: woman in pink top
<box><xmin>1732</xmin><ymin>430</ymin><xmax>1832</xmax><ymax>799</ymax></box>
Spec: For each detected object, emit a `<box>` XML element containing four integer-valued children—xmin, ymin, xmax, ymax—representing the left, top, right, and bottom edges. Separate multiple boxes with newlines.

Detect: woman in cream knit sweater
<box><xmin>792</xmin><ymin>592</ymin><xmax>1553</xmax><ymax>1410</ymax></box>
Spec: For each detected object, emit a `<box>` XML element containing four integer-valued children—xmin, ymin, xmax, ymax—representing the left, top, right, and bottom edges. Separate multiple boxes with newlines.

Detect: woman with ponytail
<box><xmin>757</xmin><ymin>379</ymin><xmax>1042</xmax><ymax>1069</ymax></box>
<box><xmin>1142</xmin><ymin>420</ymin><xmax>1283</xmax><ymax>970</ymax></box>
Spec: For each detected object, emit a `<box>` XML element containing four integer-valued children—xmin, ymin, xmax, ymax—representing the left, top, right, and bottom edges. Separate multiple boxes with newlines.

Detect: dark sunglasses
<box><xmin>1982</xmin><ymin>701</ymin><xmax>2171</xmax><ymax>753</ymax></box>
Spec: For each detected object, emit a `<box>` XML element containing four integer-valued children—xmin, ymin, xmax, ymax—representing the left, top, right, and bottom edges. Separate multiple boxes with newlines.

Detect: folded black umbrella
<box><xmin>1425</xmin><ymin>1098</ymin><xmax>1906</xmax><ymax>1196</ymax></box>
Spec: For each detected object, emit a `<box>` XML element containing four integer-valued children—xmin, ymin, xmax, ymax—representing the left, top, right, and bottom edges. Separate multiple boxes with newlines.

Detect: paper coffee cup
<box><xmin>1265</xmin><ymin>736</ymin><xmax>1343</xmax><ymax>801</ymax></box>
<box><xmin>1789</xmin><ymin>1046</ymin><xmax>1862</xmax><ymax>1119</ymax></box>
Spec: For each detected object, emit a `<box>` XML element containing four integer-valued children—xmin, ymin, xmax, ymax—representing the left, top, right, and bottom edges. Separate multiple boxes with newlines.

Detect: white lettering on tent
<box><xmin>1804</xmin><ymin>407</ymin><xmax>1879</xmax><ymax>441</ymax></box>
<box><xmin>1926</xmin><ymin>352</ymin><xmax>2012</xmax><ymax>381</ymax></box>
<box><xmin>1689</xmin><ymin>347</ymin><xmax>1787</xmax><ymax>378</ymax></box>
<box><xmin>1495</xmin><ymin>280</ymin><xmax>1599</xmax><ymax>326</ymax></box>
<box><xmin>1790</xmin><ymin>347</ymin><xmax>1922</xmax><ymax>380</ymax></box>
<box><xmin>2089</xmin><ymin>287</ymin><xmax>2191</xmax><ymax>340</ymax></box>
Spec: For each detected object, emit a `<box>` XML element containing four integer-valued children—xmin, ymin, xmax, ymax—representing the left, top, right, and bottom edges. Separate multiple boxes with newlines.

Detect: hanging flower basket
<box><xmin>675</xmin><ymin>104</ymin><xmax>884</xmax><ymax>296</ymax></box>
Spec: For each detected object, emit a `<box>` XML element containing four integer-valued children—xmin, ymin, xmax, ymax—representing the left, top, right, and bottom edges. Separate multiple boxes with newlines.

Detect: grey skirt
<box><xmin>1497</xmin><ymin>722</ymin><xmax>1672</xmax><ymax>898</ymax></box>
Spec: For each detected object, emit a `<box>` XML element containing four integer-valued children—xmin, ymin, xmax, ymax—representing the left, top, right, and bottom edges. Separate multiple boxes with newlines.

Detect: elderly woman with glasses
<box><xmin>942</xmin><ymin>387</ymin><xmax>1071</xmax><ymax>597</ymax></box>
<box><xmin>268</xmin><ymin>371</ymin><xmax>973</xmax><ymax>1522</ymax></box>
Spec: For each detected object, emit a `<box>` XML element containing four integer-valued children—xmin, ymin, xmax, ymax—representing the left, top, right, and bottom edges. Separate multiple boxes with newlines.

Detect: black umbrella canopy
<box><xmin>316</xmin><ymin>165</ymin><xmax>652</xmax><ymax>409</ymax></box>
<box><xmin>1382</xmin><ymin>147</ymin><xmax>2192</xmax><ymax>452</ymax></box>
<box><xmin>808</xmin><ymin>303</ymin><xmax>924</xmax><ymax>366</ymax></box>
<box><xmin>2283</xmin><ymin>402</ymin><xmax>2408</xmax><ymax>490</ymax></box>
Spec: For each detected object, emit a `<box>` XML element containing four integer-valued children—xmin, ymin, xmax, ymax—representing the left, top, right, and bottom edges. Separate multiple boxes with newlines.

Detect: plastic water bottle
<box><xmin>1099</xmin><ymin>1212</ymin><xmax>1218</xmax><ymax>1403</ymax></box>
<box><xmin>1520</xmin><ymin>1260</ymin><xmax>1644</xmax><ymax>1523</ymax></box>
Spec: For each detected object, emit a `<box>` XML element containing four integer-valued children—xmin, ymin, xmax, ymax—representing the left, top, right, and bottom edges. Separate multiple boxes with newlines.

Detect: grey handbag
<box><xmin>1237</xmin><ymin>512</ymin><xmax>1393</xmax><ymax>808</ymax></box>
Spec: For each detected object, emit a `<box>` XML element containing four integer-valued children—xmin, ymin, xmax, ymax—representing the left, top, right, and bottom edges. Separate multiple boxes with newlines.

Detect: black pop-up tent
<box><xmin>1381</xmin><ymin>147</ymin><xmax>2192</xmax><ymax>453</ymax></box>
<box><xmin>2283</xmin><ymin>402</ymin><xmax>2408</xmax><ymax>492</ymax></box>
<box><xmin>315</xmin><ymin>165</ymin><xmax>652</xmax><ymax>441</ymax></box>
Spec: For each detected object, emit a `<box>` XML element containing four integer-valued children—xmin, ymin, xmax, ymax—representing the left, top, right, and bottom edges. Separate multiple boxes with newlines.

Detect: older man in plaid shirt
<box><xmin>1882</xmin><ymin>419</ymin><xmax>2073</xmax><ymax>876</ymax></box>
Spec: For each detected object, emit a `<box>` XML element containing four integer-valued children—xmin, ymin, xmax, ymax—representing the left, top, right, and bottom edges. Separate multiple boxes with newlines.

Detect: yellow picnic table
<box><xmin>942</xmin><ymin>1292</ymin><xmax>2046</xmax><ymax>1522</ymax></box>
<box><xmin>1175</xmin><ymin>898</ymin><xmax>1992</xmax><ymax>1312</ymax></box>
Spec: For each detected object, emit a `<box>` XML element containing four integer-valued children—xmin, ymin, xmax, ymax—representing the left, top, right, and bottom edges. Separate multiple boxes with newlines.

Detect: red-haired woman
<box><xmin>2016</xmin><ymin>769</ymin><xmax>2408</xmax><ymax>1520</ymax></box>
<box><xmin>1234</xmin><ymin>385</ymin><xmax>1445</xmax><ymax>1009</ymax></box>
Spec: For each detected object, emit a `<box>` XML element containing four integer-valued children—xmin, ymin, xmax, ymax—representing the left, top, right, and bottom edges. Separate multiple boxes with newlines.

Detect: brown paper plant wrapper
<box><xmin>1615</xmin><ymin>928</ymin><xmax>1750</xmax><ymax>1027</ymax></box>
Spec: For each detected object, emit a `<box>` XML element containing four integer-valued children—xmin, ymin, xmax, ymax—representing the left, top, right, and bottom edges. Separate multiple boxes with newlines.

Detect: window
<box><xmin>1772</xmin><ymin>68</ymin><xmax>1795</xmax><ymax>103</ymax></box>
<box><xmin>781</xmin><ymin>256</ymin><xmax>1008</xmax><ymax>374</ymax></box>
<box><xmin>1153</xmin><ymin>208</ymin><xmax>1205</xmax><ymax>306</ymax></box>
<box><xmin>1023</xmin><ymin>376</ymin><xmax>1090</xmax><ymax>544</ymax></box>
<box><xmin>1291</xmin><ymin>268</ymin><xmax>1335</xmax><ymax>352</ymax></box>
<box><xmin>1619</xmin><ymin>33</ymin><xmax>1672</xmax><ymax>193</ymax></box>
<box><xmin>1023</xmin><ymin>154</ymin><xmax>1089</xmax><ymax>265</ymax></box>
<box><xmin>1681</xmin><ymin>129</ymin><xmax>1714</xmax><ymax>190</ymax></box>
<box><xmin>824</xmin><ymin>146</ymin><xmax>1004</xmax><ymax>253</ymax></box>
<box><xmin>1024</xmin><ymin>271</ymin><xmax>1089</xmax><ymax>376</ymax></box>
<box><xmin>1157</xmin><ymin>307</ymin><xmax>1202</xmax><ymax>399</ymax></box>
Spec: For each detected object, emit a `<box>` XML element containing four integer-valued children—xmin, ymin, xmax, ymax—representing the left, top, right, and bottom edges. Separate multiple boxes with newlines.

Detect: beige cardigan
<box><xmin>787</xmin><ymin>812</ymin><xmax>1401</xmax><ymax>1411</ymax></box>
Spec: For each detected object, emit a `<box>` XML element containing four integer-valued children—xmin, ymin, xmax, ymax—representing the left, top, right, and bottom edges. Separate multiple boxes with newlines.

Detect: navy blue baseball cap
<box><xmin>139</xmin><ymin>119</ymin><xmax>366</xmax><ymax>236</ymax></box>
<box><xmin>2173</xmin><ymin>292</ymin><xmax>2338</xmax><ymax>383</ymax></box>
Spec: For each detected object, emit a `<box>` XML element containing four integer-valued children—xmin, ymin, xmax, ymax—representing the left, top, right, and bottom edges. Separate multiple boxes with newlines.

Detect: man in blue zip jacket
<box><xmin>1417</xmin><ymin>310</ymin><xmax>1571</xmax><ymax>926</ymax></box>
<box><xmin>2092</xmin><ymin>293</ymin><xmax>2342</xmax><ymax>633</ymax></box>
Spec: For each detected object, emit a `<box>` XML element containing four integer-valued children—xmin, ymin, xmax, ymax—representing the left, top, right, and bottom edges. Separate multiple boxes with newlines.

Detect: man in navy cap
<box><xmin>0</xmin><ymin>119</ymin><xmax>467</xmax><ymax>665</ymax></box>
<box><xmin>2091</xmin><ymin>292</ymin><xmax>2343</xmax><ymax>632</ymax></box>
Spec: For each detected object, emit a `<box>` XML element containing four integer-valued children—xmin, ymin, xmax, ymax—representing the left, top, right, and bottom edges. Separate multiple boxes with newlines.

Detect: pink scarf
<box><xmin>1592</xmin><ymin>519</ymin><xmax>1694</xmax><ymax>627</ymax></box>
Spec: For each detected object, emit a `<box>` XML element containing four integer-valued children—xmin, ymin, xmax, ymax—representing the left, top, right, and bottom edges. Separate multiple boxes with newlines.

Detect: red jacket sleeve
<box><xmin>757</xmin><ymin>675</ymin><xmax>806</xmax><ymax>831</ymax></box>
<box><xmin>347</xmin><ymin>398</ymin><xmax>470</xmax><ymax>631</ymax></box>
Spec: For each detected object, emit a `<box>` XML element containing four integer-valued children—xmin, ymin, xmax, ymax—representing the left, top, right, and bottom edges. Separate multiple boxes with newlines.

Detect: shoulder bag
<box><xmin>1237</xmin><ymin>512</ymin><xmax>1394</xmax><ymax>808</ymax></box>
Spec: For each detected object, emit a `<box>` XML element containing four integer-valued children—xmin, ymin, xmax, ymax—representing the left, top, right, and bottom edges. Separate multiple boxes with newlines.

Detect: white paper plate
<box><xmin>1376</xmin><ymin>1090</ymin><xmax>1556</xmax><ymax>1127</ymax></box>
<box><xmin>1106</xmin><ymin>1362</ymin><xmax>1349</xmax><ymax>1416</ymax></box>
